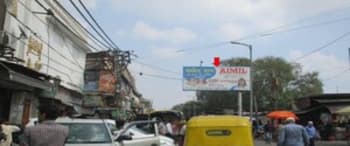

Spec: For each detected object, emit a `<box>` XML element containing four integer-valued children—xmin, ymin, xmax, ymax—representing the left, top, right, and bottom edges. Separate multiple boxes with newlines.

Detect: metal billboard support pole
<box><xmin>238</xmin><ymin>92</ymin><xmax>242</xmax><ymax>116</ymax></box>
<box><xmin>230</xmin><ymin>41</ymin><xmax>253</xmax><ymax>120</ymax></box>
<box><xmin>249</xmin><ymin>45</ymin><xmax>253</xmax><ymax>120</ymax></box>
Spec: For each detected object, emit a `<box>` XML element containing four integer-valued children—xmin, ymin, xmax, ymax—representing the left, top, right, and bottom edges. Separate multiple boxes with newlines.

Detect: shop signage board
<box><xmin>183</xmin><ymin>66</ymin><xmax>250</xmax><ymax>91</ymax></box>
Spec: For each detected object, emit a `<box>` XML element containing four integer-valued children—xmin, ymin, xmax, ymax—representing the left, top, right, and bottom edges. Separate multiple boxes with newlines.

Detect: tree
<box><xmin>195</xmin><ymin>56</ymin><xmax>323</xmax><ymax>113</ymax></box>
<box><xmin>196</xmin><ymin>57</ymin><xmax>252</xmax><ymax>114</ymax></box>
<box><xmin>172</xmin><ymin>100</ymin><xmax>204</xmax><ymax>120</ymax></box>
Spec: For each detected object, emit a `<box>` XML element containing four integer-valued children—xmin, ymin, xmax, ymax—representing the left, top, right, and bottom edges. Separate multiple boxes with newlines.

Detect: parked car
<box><xmin>118</xmin><ymin>125</ymin><xmax>175</xmax><ymax>146</ymax></box>
<box><xmin>55</xmin><ymin>117</ymin><xmax>160</xmax><ymax>146</ymax></box>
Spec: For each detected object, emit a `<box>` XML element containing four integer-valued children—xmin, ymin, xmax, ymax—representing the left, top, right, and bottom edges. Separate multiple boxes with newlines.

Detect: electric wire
<box><xmin>137</xmin><ymin>72</ymin><xmax>182</xmax><ymax>81</ymax></box>
<box><xmin>293</xmin><ymin>31</ymin><xmax>350</xmax><ymax>62</ymax></box>
<box><xmin>6</xmin><ymin>10</ymin><xmax>85</xmax><ymax>69</ymax></box>
<box><xmin>52</xmin><ymin>0</ymin><xmax>108</xmax><ymax>50</ymax></box>
<box><xmin>178</xmin><ymin>11</ymin><xmax>350</xmax><ymax>53</ymax></box>
<box><xmin>78</xmin><ymin>0</ymin><xmax>120</xmax><ymax>50</ymax></box>
<box><xmin>4</xmin><ymin>30</ymin><xmax>84</xmax><ymax>73</ymax></box>
<box><xmin>261</xmin><ymin>16</ymin><xmax>350</xmax><ymax>36</ymax></box>
<box><xmin>32</xmin><ymin>0</ymin><xmax>102</xmax><ymax>51</ymax></box>
<box><xmin>3</xmin><ymin>32</ymin><xmax>77</xmax><ymax>83</ymax></box>
<box><xmin>39</xmin><ymin>0</ymin><xmax>110</xmax><ymax>51</ymax></box>
<box><xmin>136</xmin><ymin>26</ymin><xmax>350</xmax><ymax>82</ymax></box>
<box><xmin>258</xmin><ymin>5</ymin><xmax>350</xmax><ymax>35</ymax></box>
<box><xmin>42</xmin><ymin>64</ymin><xmax>75</xmax><ymax>83</ymax></box>
<box><xmin>132</xmin><ymin>60</ymin><xmax>181</xmax><ymax>75</ymax></box>
<box><xmin>69</xmin><ymin>0</ymin><xmax>114</xmax><ymax>50</ymax></box>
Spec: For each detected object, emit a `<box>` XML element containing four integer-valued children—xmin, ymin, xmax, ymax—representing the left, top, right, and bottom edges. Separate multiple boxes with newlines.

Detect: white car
<box><xmin>55</xmin><ymin>117</ymin><xmax>161</xmax><ymax>146</ymax></box>
<box><xmin>121</xmin><ymin>126</ymin><xmax>175</xmax><ymax>146</ymax></box>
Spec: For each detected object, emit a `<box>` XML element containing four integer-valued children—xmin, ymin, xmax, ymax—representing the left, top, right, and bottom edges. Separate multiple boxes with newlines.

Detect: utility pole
<box><xmin>238</xmin><ymin>92</ymin><xmax>242</xmax><ymax>116</ymax></box>
<box><xmin>194</xmin><ymin>60</ymin><xmax>203</xmax><ymax>116</ymax></box>
<box><xmin>230</xmin><ymin>41</ymin><xmax>253</xmax><ymax>119</ymax></box>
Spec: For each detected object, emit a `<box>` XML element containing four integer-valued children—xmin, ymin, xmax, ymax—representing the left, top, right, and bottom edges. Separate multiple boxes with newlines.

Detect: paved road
<box><xmin>255</xmin><ymin>140</ymin><xmax>349</xmax><ymax>146</ymax></box>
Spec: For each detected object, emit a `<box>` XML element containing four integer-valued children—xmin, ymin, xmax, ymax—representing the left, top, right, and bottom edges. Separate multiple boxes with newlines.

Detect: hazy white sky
<box><xmin>63</xmin><ymin>0</ymin><xmax>350</xmax><ymax>109</ymax></box>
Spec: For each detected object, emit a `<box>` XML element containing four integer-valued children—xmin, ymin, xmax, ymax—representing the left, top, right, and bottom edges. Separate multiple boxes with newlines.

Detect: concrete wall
<box><xmin>1</xmin><ymin>0</ymin><xmax>95</xmax><ymax>119</ymax></box>
<box><xmin>3</xmin><ymin>0</ymin><xmax>91</xmax><ymax>93</ymax></box>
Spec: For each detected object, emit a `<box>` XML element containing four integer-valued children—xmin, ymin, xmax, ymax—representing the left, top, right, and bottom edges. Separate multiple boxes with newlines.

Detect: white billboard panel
<box><xmin>183</xmin><ymin>66</ymin><xmax>250</xmax><ymax>91</ymax></box>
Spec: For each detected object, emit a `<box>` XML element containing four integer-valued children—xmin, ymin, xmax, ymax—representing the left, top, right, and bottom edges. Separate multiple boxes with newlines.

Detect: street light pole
<box><xmin>230</xmin><ymin>41</ymin><xmax>253</xmax><ymax>120</ymax></box>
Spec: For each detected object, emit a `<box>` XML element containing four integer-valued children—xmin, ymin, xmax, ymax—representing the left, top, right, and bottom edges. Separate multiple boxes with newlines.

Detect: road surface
<box><xmin>255</xmin><ymin>140</ymin><xmax>348</xmax><ymax>146</ymax></box>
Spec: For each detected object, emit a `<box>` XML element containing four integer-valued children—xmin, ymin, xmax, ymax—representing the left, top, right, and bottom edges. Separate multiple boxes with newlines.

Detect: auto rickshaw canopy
<box><xmin>185</xmin><ymin>115</ymin><xmax>254</xmax><ymax>146</ymax></box>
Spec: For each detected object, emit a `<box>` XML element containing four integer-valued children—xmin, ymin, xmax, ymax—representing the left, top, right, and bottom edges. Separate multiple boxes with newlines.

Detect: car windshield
<box><xmin>60</xmin><ymin>123</ymin><xmax>112</xmax><ymax>144</ymax></box>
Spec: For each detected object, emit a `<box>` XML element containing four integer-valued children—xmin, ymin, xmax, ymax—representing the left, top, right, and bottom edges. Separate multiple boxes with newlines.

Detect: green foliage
<box><xmin>172</xmin><ymin>100</ymin><xmax>204</xmax><ymax>120</ymax></box>
<box><xmin>173</xmin><ymin>56</ymin><xmax>323</xmax><ymax>114</ymax></box>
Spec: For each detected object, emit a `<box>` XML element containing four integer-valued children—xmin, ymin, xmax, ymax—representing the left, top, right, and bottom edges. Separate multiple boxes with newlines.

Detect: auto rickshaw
<box><xmin>184</xmin><ymin>115</ymin><xmax>254</xmax><ymax>146</ymax></box>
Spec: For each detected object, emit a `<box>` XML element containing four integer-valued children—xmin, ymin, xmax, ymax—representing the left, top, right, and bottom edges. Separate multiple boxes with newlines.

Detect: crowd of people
<box><xmin>253</xmin><ymin>117</ymin><xmax>319</xmax><ymax>146</ymax></box>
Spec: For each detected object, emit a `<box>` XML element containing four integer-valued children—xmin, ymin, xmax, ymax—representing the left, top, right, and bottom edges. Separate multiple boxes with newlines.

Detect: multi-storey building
<box><xmin>0</xmin><ymin>0</ymin><xmax>93</xmax><ymax>124</ymax></box>
<box><xmin>83</xmin><ymin>50</ymin><xmax>143</xmax><ymax>120</ymax></box>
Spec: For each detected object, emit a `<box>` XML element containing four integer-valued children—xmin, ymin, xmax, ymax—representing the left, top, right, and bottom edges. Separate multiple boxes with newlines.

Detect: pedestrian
<box><xmin>171</xmin><ymin>119</ymin><xmax>181</xmax><ymax>145</ymax></box>
<box><xmin>157</xmin><ymin>118</ymin><xmax>167</xmax><ymax>136</ymax></box>
<box><xmin>305</xmin><ymin>121</ymin><xmax>317</xmax><ymax>146</ymax></box>
<box><xmin>165</xmin><ymin>120</ymin><xmax>173</xmax><ymax>138</ymax></box>
<box><xmin>278</xmin><ymin>117</ymin><xmax>309</xmax><ymax>146</ymax></box>
<box><xmin>178</xmin><ymin>120</ymin><xmax>186</xmax><ymax>146</ymax></box>
<box><xmin>257</xmin><ymin>120</ymin><xmax>264</xmax><ymax>139</ymax></box>
<box><xmin>21</xmin><ymin>104</ymin><xmax>69</xmax><ymax>146</ymax></box>
<box><xmin>0</xmin><ymin>119</ymin><xmax>21</xmax><ymax>146</ymax></box>
<box><xmin>264</xmin><ymin>120</ymin><xmax>273</xmax><ymax>144</ymax></box>
<box><xmin>252</xmin><ymin>120</ymin><xmax>258</xmax><ymax>137</ymax></box>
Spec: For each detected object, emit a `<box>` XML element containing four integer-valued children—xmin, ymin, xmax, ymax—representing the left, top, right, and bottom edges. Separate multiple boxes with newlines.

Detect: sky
<box><xmin>62</xmin><ymin>0</ymin><xmax>350</xmax><ymax>110</ymax></box>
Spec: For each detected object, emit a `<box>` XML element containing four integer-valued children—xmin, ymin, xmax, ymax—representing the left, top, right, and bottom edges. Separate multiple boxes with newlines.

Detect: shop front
<box><xmin>0</xmin><ymin>61</ymin><xmax>52</xmax><ymax>124</ymax></box>
<box><xmin>295</xmin><ymin>94</ymin><xmax>350</xmax><ymax>140</ymax></box>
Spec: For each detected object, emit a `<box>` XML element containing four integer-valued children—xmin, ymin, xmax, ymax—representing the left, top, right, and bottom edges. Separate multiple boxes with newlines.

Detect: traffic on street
<box><xmin>1</xmin><ymin>0</ymin><xmax>350</xmax><ymax>146</ymax></box>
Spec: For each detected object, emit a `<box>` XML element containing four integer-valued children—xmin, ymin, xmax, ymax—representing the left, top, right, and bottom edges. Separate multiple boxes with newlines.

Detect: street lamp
<box><xmin>230</xmin><ymin>41</ymin><xmax>253</xmax><ymax>120</ymax></box>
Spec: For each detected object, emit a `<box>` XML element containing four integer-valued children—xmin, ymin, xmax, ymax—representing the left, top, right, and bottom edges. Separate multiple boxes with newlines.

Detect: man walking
<box><xmin>278</xmin><ymin>117</ymin><xmax>309</xmax><ymax>146</ymax></box>
<box><xmin>21</xmin><ymin>104</ymin><xmax>68</xmax><ymax>146</ymax></box>
<box><xmin>305</xmin><ymin>121</ymin><xmax>317</xmax><ymax>146</ymax></box>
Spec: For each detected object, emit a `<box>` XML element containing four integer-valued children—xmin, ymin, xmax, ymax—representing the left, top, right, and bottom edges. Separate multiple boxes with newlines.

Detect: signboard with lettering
<box><xmin>183</xmin><ymin>66</ymin><xmax>250</xmax><ymax>91</ymax></box>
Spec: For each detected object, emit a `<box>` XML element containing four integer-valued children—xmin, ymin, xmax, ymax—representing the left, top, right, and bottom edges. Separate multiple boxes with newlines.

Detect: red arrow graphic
<box><xmin>213</xmin><ymin>57</ymin><xmax>220</xmax><ymax>67</ymax></box>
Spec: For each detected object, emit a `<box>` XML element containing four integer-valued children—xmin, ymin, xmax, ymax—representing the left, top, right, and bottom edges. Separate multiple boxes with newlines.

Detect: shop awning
<box><xmin>335</xmin><ymin>106</ymin><xmax>350</xmax><ymax>115</ymax></box>
<box><xmin>296</xmin><ymin>105</ymin><xmax>348</xmax><ymax>115</ymax></box>
<box><xmin>0</xmin><ymin>61</ymin><xmax>52</xmax><ymax>91</ymax></box>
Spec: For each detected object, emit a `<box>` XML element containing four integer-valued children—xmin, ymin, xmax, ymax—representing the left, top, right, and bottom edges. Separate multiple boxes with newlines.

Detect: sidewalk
<box><xmin>255</xmin><ymin>140</ymin><xmax>349</xmax><ymax>146</ymax></box>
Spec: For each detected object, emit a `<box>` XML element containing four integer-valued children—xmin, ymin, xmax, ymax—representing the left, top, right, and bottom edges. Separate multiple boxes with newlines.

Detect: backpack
<box><xmin>0</xmin><ymin>125</ymin><xmax>7</xmax><ymax>142</ymax></box>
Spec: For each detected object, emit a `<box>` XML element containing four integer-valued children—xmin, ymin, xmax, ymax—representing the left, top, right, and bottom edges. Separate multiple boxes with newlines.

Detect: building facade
<box><xmin>0</xmin><ymin>0</ymin><xmax>92</xmax><ymax>124</ymax></box>
<box><xmin>83</xmin><ymin>50</ymin><xmax>143</xmax><ymax>120</ymax></box>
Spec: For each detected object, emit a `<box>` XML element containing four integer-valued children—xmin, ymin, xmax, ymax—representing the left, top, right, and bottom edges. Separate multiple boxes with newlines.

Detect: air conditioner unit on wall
<box><xmin>0</xmin><ymin>31</ymin><xmax>24</xmax><ymax>63</ymax></box>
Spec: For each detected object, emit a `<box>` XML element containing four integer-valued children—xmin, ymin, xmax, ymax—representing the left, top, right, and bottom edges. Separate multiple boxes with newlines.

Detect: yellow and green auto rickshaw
<box><xmin>184</xmin><ymin>115</ymin><xmax>254</xmax><ymax>146</ymax></box>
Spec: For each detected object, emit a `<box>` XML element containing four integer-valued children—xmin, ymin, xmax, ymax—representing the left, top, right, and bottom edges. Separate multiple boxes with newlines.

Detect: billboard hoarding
<box><xmin>183</xmin><ymin>66</ymin><xmax>250</xmax><ymax>91</ymax></box>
